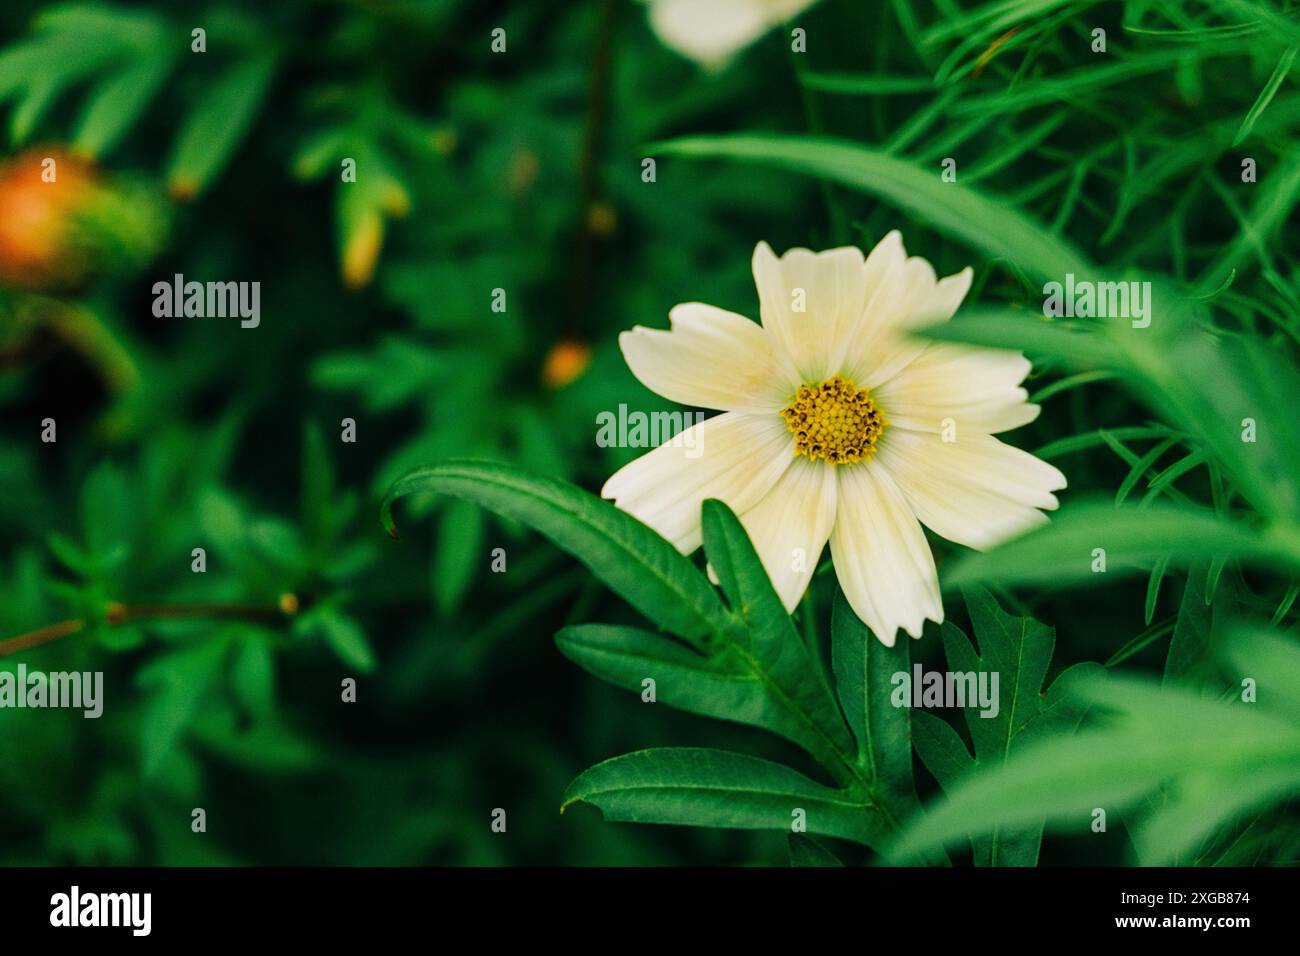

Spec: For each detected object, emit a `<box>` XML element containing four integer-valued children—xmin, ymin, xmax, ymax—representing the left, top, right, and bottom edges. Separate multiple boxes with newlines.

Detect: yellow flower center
<box><xmin>780</xmin><ymin>375</ymin><xmax>886</xmax><ymax>465</ymax></box>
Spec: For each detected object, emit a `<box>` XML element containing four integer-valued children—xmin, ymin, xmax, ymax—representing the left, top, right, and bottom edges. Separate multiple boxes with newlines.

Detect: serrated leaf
<box><xmin>557</xmin><ymin>623</ymin><xmax>818</xmax><ymax>750</ymax></box>
<box><xmin>830</xmin><ymin>587</ymin><xmax>918</xmax><ymax>819</ymax></box>
<box><xmin>910</xmin><ymin>586</ymin><xmax>1094</xmax><ymax>866</ymax></box>
<box><xmin>562</xmin><ymin>748</ymin><xmax>878</xmax><ymax>844</ymax></box>
<box><xmin>701</xmin><ymin>500</ymin><xmax>858</xmax><ymax>777</ymax></box>
<box><xmin>381</xmin><ymin>461</ymin><xmax>732</xmax><ymax>645</ymax></box>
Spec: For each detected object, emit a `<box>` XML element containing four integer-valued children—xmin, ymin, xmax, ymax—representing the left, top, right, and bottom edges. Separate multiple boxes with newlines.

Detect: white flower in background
<box><xmin>646</xmin><ymin>0</ymin><xmax>822</xmax><ymax>68</ymax></box>
<box><xmin>603</xmin><ymin>234</ymin><xmax>1066</xmax><ymax>645</ymax></box>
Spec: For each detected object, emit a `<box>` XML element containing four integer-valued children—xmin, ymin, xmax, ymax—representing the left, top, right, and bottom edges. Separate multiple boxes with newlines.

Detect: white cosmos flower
<box><xmin>602</xmin><ymin>234</ymin><xmax>1067</xmax><ymax>646</ymax></box>
<box><xmin>646</xmin><ymin>0</ymin><xmax>822</xmax><ymax>68</ymax></box>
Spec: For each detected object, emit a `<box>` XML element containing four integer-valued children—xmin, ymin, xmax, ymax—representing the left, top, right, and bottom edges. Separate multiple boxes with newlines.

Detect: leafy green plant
<box><xmin>4</xmin><ymin>0</ymin><xmax>1300</xmax><ymax>869</ymax></box>
<box><xmin>383</xmin><ymin>461</ymin><xmax>928</xmax><ymax>853</ymax></box>
<box><xmin>892</xmin><ymin>628</ymin><xmax>1300</xmax><ymax>866</ymax></box>
<box><xmin>911</xmin><ymin>588</ymin><xmax>1102</xmax><ymax>866</ymax></box>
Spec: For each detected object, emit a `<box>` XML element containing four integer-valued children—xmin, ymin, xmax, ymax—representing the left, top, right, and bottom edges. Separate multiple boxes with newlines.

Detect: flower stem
<box><xmin>0</xmin><ymin>599</ymin><xmax>296</xmax><ymax>659</ymax></box>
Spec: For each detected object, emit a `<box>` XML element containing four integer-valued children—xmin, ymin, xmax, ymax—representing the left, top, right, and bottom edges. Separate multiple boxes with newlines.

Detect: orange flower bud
<box><xmin>541</xmin><ymin>338</ymin><xmax>592</xmax><ymax>389</ymax></box>
<box><xmin>0</xmin><ymin>148</ymin><xmax>168</xmax><ymax>292</ymax></box>
<box><xmin>0</xmin><ymin>149</ymin><xmax>97</xmax><ymax>290</ymax></box>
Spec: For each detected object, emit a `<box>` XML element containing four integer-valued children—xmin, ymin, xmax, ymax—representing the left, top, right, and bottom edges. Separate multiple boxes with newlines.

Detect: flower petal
<box><xmin>752</xmin><ymin>241</ymin><xmax>870</xmax><ymax>382</ymax></box>
<box><xmin>842</xmin><ymin>246</ymin><xmax>973</xmax><ymax>387</ymax></box>
<box><xmin>830</xmin><ymin>461</ymin><xmax>943</xmax><ymax>645</ymax></box>
<box><xmin>619</xmin><ymin>303</ymin><xmax>798</xmax><ymax>412</ymax></box>
<box><xmin>878</xmin><ymin>428</ymin><xmax>1067</xmax><ymax>551</ymax></box>
<box><xmin>873</xmin><ymin>343</ymin><xmax>1040</xmax><ymax>435</ymax></box>
<box><xmin>736</xmin><ymin>456</ymin><xmax>836</xmax><ymax>611</ymax></box>
<box><xmin>602</xmin><ymin>411</ymin><xmax>795</xmax><ymax>553</ymax></box>
<box><xmin>647</xmin><ymin>0</ymin><xmax>783</xmax><ymax>67</ymax></box>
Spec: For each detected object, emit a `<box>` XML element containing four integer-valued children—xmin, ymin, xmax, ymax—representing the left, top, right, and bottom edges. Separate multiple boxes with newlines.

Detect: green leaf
<box><xmin>700</xmin><ymin>500</ymin><xmax>857</xmax><ymax>775</ymax></box>
<box><xmin>229</xmin><ymin>634</ymin><xmax>275</xmax><ymax>721</ymax></box>
<box><xmin>830</xmin><ymin>587</ymin><xmax>917</xmax><ymax>819</ymax></box>
<box><xmin>929</xmin><ymin>312</ymin><xmax>1300</xmax><ymax>527</ymax></box>
<box><xmin>319</xmin><ymin>611</ymin><xmax>376</xmax><ymax>674</ymax></box>
<box><xmin>10</xmin><ymin>74</ymin><xmax>62</xmax><ymax>144</ymax></box>
<box><xmin>556</xmin><ymin>624</ymin><xmax>821</xmax><ymax>752</ymax></box>
<box><xmin>915</xmin><ymin>308</ymin><xmax>1122</xmax><ymax>369</ymax></box>
<box><xmin>788</xmin><ymin>834</ymin><xmax>844</xmax><ymax>866</ymax></box>
<box><xmin>46</xmin><ymin>532</ymin><xmax>90</xmax><ymax>576</ymax></box>
<box><xmin>1165</xmin><ymin>563</ymin><xmax>1212</xmax><ymax>681</ymax></box>
<box><xmin>381</xmin><ymin>461</ymin><xmax>732</xmax><ymax>645</ymax></box>
<box><xmin>1225</xmin><ymin>625</ymin><xmax>1300</xmax><ymax>715</ymax></box>
<box><xmin>301</xmin><ymin>421</ymin><xmax>336</xmax><ymax>557</ymax></box>
<box><xmin>1232</xmin><ymin>46</ymin><xmax>1297</xmax><ymax>146</ymax></box>
<box><xmin>799</xmin><ymin>72</ymin><xmax>935</xmax><ymax>95</ymax></box>
<box><xmin>434</xmin><ymin>498</ymin><xmax>485</xmax><ymax>615</ymax></box>
<box><xmin>945</xmin><ymin>500</ymin><xmax>1292</xmax><ymax>588</ymax></box>
<box><xmin>167</xmin><ymin>53</ymin><xmax>276</xmax><ymax>199</ymax></box>
<box><xmin>562</xmin><ymin>748</ymin><xmax>877</xmax><ymax>844</ymax></box>
<box><xmin>910</xmin><ymin>587</ymin><xmax>1092</xmax><ymax>866</ymax></box>
<box><xmin>1129</xmin><ymin>331</ymin><xmax>1300</xmax><ymax>523</ymax></box>
<box><xmin>1143</xmin><ymin>553</ymin><xmax>1171</xmax><ymax>625</ymax></box>
<box><xmin>651</xmin><ymin>133</ymin><xmax>1091</xmax><ymax>281</ymax></box>
<box><xmin>72</xmin><ymin>56</ymin><xmax>173</xmax><ymax>157</ymax></box>
<box><xmin>890</xmin><ymin>664</ymin><xmax>1300</xmax><ymax>864</ymax></box>
<box><xmin>137</xmin><ymin>636</ymin><xmax>229</xmax><ymax>777</ymax></box>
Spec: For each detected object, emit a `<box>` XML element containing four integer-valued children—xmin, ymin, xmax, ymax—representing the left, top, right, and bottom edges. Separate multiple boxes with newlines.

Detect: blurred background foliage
<box><xmin>0</xmin><ymin>0</ymin><xmax>1297</xmax><ymax>865</ymax></box>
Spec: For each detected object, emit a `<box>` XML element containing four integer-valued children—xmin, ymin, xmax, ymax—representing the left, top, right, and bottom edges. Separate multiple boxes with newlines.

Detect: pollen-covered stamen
<box><xmin>780</xmin><ymin>375</ymin><xmax>886</xmax><ymax>465</ymax></box>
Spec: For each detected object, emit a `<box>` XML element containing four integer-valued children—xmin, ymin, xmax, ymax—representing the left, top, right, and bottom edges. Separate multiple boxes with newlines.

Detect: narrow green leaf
<box><xmin>434</xmin><ymin>498</ymin><xmax>484</xmax><ymax>614</ymax></box>
<box><xmin>320</xmin><ymin>612</ymin><xmax>376</xmax><ymax>674</ymax></box>
<box><xmin>1232</xmin><ymin>46</ymin><xmax>1297</xmax><ymax>146</ymax></box>
<box><xmin>945</xmin><ymin>500</ymin><xmax>1292</xmax><ymax>589</ymax></box>
<box><xmin>916</xmin><ymin>309</ymin><xmax>1121</xmax><ymax>369</ymax></box>
<box><xmin>889</xmin><ymin>669</ymin><xmax>1300</xmax><ymax>863</ymax></box>
<box><xmin>651</xmin><ymin>133</ymin><xmax>1091</xmax><ymax>281</ymax></box>
<box><xmin>167</xmin><ymin>53</ymin><xmax>276</xmax><ymax>199</ymax></box>
<box><xmin>1116</xmin><ymin>436</ymin><xmax>1179</xmax><ymax>505</ymax></box>
<box><xmin>1144</xmin><ymin>553</ymin><xmax>1172</xmax><ymax>625</ymax></box>
<box><xmin>799</xmin><ymin>72</ymin><xmax>935</xmax><ymax>95</ymax></box>
<box><xmin>381</xmin><ymin>461</ymin><xmax>731</xmax><ymax>644</ymax></box>
<box><xmin>137</xmin><ymin>636</ymin><xmax>229</xmax><ymax>777</ymax></box>
<box><xmin>1165</xmin><ymin>564</ymin><xmax>1212</xmax><ymax>681</ymax></box>
<box><xmin>229</xmin><ymin>634</ymin><xmax>275</xmax><ymax>721</ymax></box>
<box><xmin>72</xmin><ymin>56</ymin><xmax>173</xmax><ymax>157</ymax></box>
